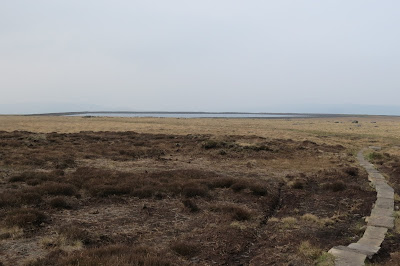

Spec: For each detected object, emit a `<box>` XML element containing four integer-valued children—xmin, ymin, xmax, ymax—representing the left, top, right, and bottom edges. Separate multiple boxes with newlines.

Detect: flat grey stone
<box><xmin>370</xmin><ymin>207</ymin><xmax>394</xmax><ymax>217</ymax></box>
<box><xmin>369</xmin><ymin>172</ymin><xmax>384</xmax><ymax>179</ymax></box>
<box><xmin>367</xmin><ymin>215</ymin><xmax>394</xmax><ymax>229</ymax></box>
<box><xmin>357</xmin><ymin>238</ymin><xmax>384</xmax><ymax>247</ymax></box>
<box><xmin>375</xmin><ymin>184</ymin><xmax>394</xmax><ymax>193</ymax></box>
<box><xmin>375</xmin><ymin>178</ymin><xmax>390</xmax><ymax>184</ymax></box>
<box><xmin>367</xmin><ymin>168</ymin><xmax>380</xmax><ymax>174</ymax></box>
<box><xmin>329</xmin><ymin>246</ymin><xmax>367</xmax><ymax>266</ymax></box>
<box><xmin>357</xmin><ymin>236</ymin><xmax>384</xmax><ymax>248</ymax></box>
<box><xmin>375</xmin><ymin>197</ymin><xmax>394</xmax><ymax>210</ymax></box>
<box><xmin>363</xmin><ymin>226</ymin><xmax>388</xmax><ymax>239</ymax></box>
<box><xmin>377</xmin><ymin>190</ymin><xmax>394</xmax><ymax>200</ymax></box>
<box><xmin>348</xmin><ymin>242</ymin><xmax>380</xmax><ymax>257</ymax></box>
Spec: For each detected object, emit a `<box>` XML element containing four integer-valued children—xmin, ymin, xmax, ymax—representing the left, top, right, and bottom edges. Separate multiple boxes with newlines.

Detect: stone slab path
<box><xmin>328</xmin><ymin>147</ymin><xmax>394</xmax><ymax>266</ymax></box>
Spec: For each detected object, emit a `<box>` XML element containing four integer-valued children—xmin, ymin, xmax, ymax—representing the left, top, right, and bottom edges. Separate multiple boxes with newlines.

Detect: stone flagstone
<box><xmin>375</xmin><ymin>197</ymin><xmax>394</xmax><ymax>210</ymax></box>
<box><xmin>348</xmin><ymin>243</ymin><xmax>380</xmax><ymax>257</ymax></box>
<box><xmin>329</xmin><ymin>148</ymin><xmax>394</xmax><ymax>265</ymax></box>
<box><xmin>366</xmin><ymin>215</ymin><xmax>394</xmax><ymax>229</ymax></box>
<box><xmin>370</xmin><ymin>207</ymin><xmax>394</xmax><ymax>217</ymax></box>
<box><xmin>329</xmin><ymin>246</ymin><xmax>367</xmax><ymax>266</ymax></box>
<box><xmin>377</xmin><ymin>189</ymin><xmax>394</xmax><ymax>200</ymax></box>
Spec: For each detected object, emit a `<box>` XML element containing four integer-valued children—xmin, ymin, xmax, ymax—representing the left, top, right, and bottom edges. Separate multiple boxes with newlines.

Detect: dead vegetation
<box><xmin>0</xmin><ymin>130</ymin><xmax>376</xmax><ymax>265</ymax></box>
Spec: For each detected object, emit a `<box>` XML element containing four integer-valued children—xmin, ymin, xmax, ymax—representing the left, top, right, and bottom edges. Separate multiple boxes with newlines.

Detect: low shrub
<box><xmin>322</xmin><ymin>181</ymin><xmax>346</xmax><ymax>192</ymax></box>
<box><xmin>58</xmin><ymin>226</ymin><xmax>93</xmax><ymax>245</ymax></box>
<box><xmin>55</xmin><ymin>158</ymin><xmax>76</xmax><ymax>169</ymax></box>
<box><xmin>170</xmin><ymin>241</ymin><xmax>199</xmax><ymax>257</ymax></box>
<box><xmin>0</xmin><ymin>191</ymin><xmax>43</xmax><ymax>208</ymax></box>
<box><xmin>17</xmin><ymin>191</ymin><xmax>43</xmax><ymax>205</ymax></box>
<box><xmin>38</xmin><ymin>182</ymin><xmax>77</xmax><ymax>196</ymax></box>
<box><xmin>8</xmin><ymin>175</ymin><xmax>26</xmax><ymax>183</ymax></box>
<box><xmin>202</xmin><ymin>140</ymin><xmax>220</xmax><ymax>149</ymax></box>
<box><xmin>9</xmin><ymin>171</ymin><xmax>58</xmax><ymax>184</ymax></box>
<box><xmin>244</xmin><ymin>145</ymin><xmax>273</xmax><ymax>152</ymax></box>
<box><xmin>0</xmin><ymin>192</ymin><xmax>19</xmax><ymax>208</ymax></box>
<box><xmin>183</xmin><ymin>184</ymin><xmax>208</xmax><ymax>198</ymax></box>
<box><xmin>230</xmin><ymin>206</ymin><xmax>252</xmax><ymax>221</ymax></box>
<box><xmin>26</xmin><ymin>179</ymin><xmax>42</xmax><ymax>186</ymax></box>
<box><xmin>211</xmin><ymin>205</ymin><xmax>252</xmax><ymax>221</ymax></box>
<box><xmin>182</xmin><ymin>199</ymin><xmax>199</xmax><ymax>212</ymax></box>
<box><xmin>249</xmin><ymin>183</ymin><xmax>268</xmax><ymax>196</ymax></box>
<box><xmin>208</xmin><ymin>177</ymin><xmax>235</xmax><ymax>189</ymax></box>
<box><xmin>89</xmin><ymin>184</ymin><xmax>130</xmax><ymax>197</ymax></box>
<box><xmin>231</xmin><ymin>180</ymin><xmax>248</xmax><ymax>192</ymax></box>
<box><xmin>131</xmin><ymin>187</ymin><xmax>153</xmax><ymax>199</ymax></box>
<box><xmin>288</xmin><ymin>179</ymin><xmax>304</xmax><ymax>189</ymax></box>
<box><xmin>29</xmin><ymin>245</ymin><xmax>171</xmax><ymax>266</ymax></box>
<box><xmin>343</xmin><ymin>167</ymin><xmax>358</xmax><ymax>176</ymax></box>
<box><xmin>4</xmin><ymin>208</ymin><xmax>47</xmax><ymax>228</ymax></box>
<box><xmin>49</xmin><ymin>197</ymin><xmax>72</xmax><ymax>209</ymax></box>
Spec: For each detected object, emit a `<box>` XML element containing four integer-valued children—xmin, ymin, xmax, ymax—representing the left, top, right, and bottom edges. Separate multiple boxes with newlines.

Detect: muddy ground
<box><xmin>0</xmin><ymin>131</ymin><xmax>375</xmax><ymax>265</ymax></box>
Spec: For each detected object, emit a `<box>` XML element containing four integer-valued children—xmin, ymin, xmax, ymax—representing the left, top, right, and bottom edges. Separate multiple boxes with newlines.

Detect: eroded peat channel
<box><xmin>0</xmin><ymin>131</ymin><xmax>375</xmax><ymax>265</ymax></box>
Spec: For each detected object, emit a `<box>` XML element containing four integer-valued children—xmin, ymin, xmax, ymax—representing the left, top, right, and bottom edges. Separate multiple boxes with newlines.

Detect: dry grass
<box><xmin>29</xmin><ymin>245</ymin><xmax>172</xmax><ymax>266</ymax></box>
<box><xmin>298</xmin><ymin>241</ymin><xmax>335</xmax><ymax>266</ymax></box>
<box><xmin>281</xmin><ymin>217</ymin><xmax>298</xmax><ymax>229</ymax></box>
<box><xmin>40</xmin><ymin>235</ymin><xmax>83</xmax><ymax>252</ymax></box>
<box><xmin>301</xmin><ymin>214</ymin><xmax>335</xmax><ymax>227</ymax></box>
<box><xmin>298</xmin><ymin>241</ymin><xmax>322</xmax><ymax>260</ymax></box>
<box><xmin>1</xmin><ymin>115</ymin><xmax>400</xmax><ymax>148</ymax></box>
<box><xmin>395</xmin><ymin>211</ymin><xmax>400</xmax><ymax>234</ymax></box>
<box><xmin>288</xmin><ymin>179</ymin><xmax>305</xmax><ymax>189</ymax></box>
<box><xmin>0</xmin><ymin>226</ymin><xmax>23</xmax><ymax>240</ymax></box>
<box><xmin>301</xmin><ymin>213</ymin><xmax>320</xmax><ymax>223</ymax></box>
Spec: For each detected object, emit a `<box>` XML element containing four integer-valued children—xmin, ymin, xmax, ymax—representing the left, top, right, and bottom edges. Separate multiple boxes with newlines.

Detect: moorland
<box><xmin>0</xmin><ymin>115</ymin><xmax>400</xmax><ymax>265</ymax></box>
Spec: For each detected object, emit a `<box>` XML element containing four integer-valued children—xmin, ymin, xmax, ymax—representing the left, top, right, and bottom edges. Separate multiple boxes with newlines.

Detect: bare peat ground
<box><xmin>0</xmin><ymin>131</ymin><xmax>375</xmax><ymax>265</ymax></box>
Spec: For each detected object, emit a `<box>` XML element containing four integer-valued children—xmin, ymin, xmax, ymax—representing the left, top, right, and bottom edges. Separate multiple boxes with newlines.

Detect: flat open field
<box><xmin>0</xmin><ymin>115</ymin><xmax>400</xmax><ymax>265</ymax></box>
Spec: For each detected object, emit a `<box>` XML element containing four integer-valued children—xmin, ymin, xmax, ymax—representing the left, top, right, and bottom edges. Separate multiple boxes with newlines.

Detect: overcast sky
<box><xmin>1</xmin><ymin>1</ymin><xmax>400</xmax><ymax>114</ymax></box>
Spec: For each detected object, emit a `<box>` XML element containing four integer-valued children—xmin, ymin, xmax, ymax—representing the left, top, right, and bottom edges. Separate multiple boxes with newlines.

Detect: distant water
<box><xmin>67</xmin><ymin>112</ymin><xmax>310</xmax><ymax>118</ymax></box>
